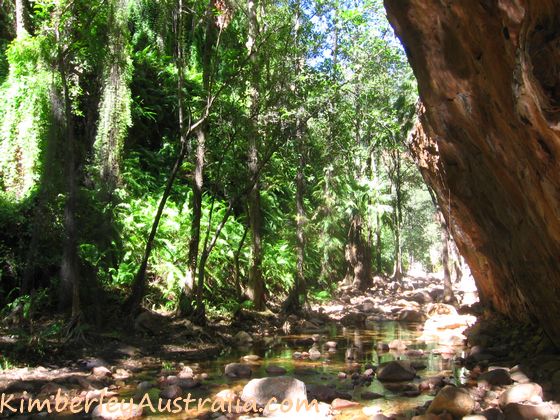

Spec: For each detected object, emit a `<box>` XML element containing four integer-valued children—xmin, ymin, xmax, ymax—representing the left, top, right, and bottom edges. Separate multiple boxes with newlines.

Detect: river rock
<box><xmin>377</xmin><ymin>360</ymin><xmax>416</xmax><ymax>382</ymax></box>
<box><xmin>498</xmin><ymin>383</ymin><xmax>543</xmax><ymax>407</ymax></box>
<box><xmin>307</xmin><ymin>384</ymin><xmax>351</xmax><ymax>403</ymax></box>
<box><xmin>503</xmin><ymin>402</ymin><xmax>559</xmax><ymax>420</ymax></box>
<box><xmin>427</xmin><ymin>385</ymin><xmax>475</xmax><ymax>417</ymax></box>
<box><xmin>266</xmin><ymin>365</ymin><xmax>287</xmax><ymax>375</ymax></box>
<box><xmin>309</xmin><ymin>347</ymin><xmax>322</xmax><ymax>360</ymax></box>
<box><xmin>224</xmin><ymin>363</ymin><xmax>252</xmax><ymax>379</ymax></box>
<box><xmin>241</xmin><ymin>376</ymin><xmax>307</xmax><ymax>406</ymax></box>
<box><xmin>92</xmin><ymin>366</ymin><xmax>112</xmax><ymax>378</ymax></box>
<box><xmin>331</xmin><ymin>398</ymin><xmax>359</xmax><ymax>410</ymax></box>
<box><xmin>92</xmin><ymin>403</ymin><xmax>143</xmax><ymax>419</ymax></box>
<box><xmin>160</xmin><ymin>384</ymin><xmax>182</xmax><ymax>399</ymax></box>
<box><xmin>361</xmin><ymin>391</ymin><xmax>383</xmax><ymax>400</ymax></box>
<box><xmin>234</xmin><ymin>331</ymin><xmax>253</xmax><ymax>346</ymax></box>
<box><xmin>478</xmin><ymin>369</ymin><xmax>513</xmax><ymax>386</ymax></box>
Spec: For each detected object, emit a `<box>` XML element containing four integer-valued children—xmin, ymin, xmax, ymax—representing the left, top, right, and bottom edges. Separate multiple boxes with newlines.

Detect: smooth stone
<box><xmin>498</xmin><ymin>383</ymin><xmax>543</xmax><ymax>408</ymax></box>
<box><xmin>503</xmin><ymin>402</ymin><xmax>559</xmax><ymax>420</ymax></box>
<box><xmin>241</xmin><ymin>376</ymin><xmax>306</xmax><ymax>406</ymax></box>
<box><xmin>266</xmin><ymin>365</ymin><xmax>287</xmax><ymax>375</ymax></box>
<box><xmin>427</xmin><ymin>385</ymin><xmax>475</xmax><ymax>418</ymax></box>
<box><xmin>224</xmin><ymin>363</ymin><xmax>252</xmax><ymax>379</ymax></box>
<box><xmin>478</xmin><ymin>369</ymin><xmax>513</xmax><ymax>386</ymax></box>
<box><xmin>160</xmin><ymin>384</ymin><xmax>182</xmax><ymax>399</ymax></box>
<box><xmin>92</xmin><ymin>366</ymin><xmax>112</xmax><ymax>378</ymax></box>
<box><xmin>234</xmin><ymin>331</ymin><xmax>253</xmax><ymax>345</ymax></box>
<box><xmin>331</xmin><ymin>398</ymin><xmax>359</xmax><ymax>410</ymax></box>
<box><xmin>377</xmin><ymin>360</ymin><xmax>416</xmax><ymax>382</ymax></box>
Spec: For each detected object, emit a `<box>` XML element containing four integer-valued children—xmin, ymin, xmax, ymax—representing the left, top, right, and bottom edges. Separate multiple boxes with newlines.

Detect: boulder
<box><xmin>399</xmin><ymin>309</ymin><xmax>426</xmax><ymax>323</ymax></box>
<box><xmin>241</xmin><ymin>376</ymin><xmax>307</xmax><ymax>406</ymax></box>
<box><xmin>498</xmin><ymin>383</ymin><xmax>543</xmax><ymax>408</ymax></box>
<box><xmin>224</xmin><ymin>363</ymin><xmax>252</xmax><ymax>379</ymax></box>
<box><xmin>377</xmin><ymin>360</ymin><xmax>416</xmax><ymax>382</ymax></box>
<box><xmin>427</xmin><ymin>385</ymin><xmax>475</xmax><ymax>418</ymax></box>
<box><xmin>233</xmin><ymin>331</ymin><xmax>253</xmax><ymax>346</ymax></box>
<box><xmin>503</xmin><ymin>402</ymin><xmax>559</xmax><ymax>420</ymax></box>
<box><xmin>478</xmin><ymin>369</ymin><xmax>513</xmax><ymax>387</ymax></box>
<box><xmin>160</xmin><ymin>385</ymin><xmax>182</xmax><ymax>399</ymax></box>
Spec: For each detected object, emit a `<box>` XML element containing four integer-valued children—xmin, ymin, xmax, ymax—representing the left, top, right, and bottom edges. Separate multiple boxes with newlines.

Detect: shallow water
<box><xmin>116</xmin><ymin>320</ymin><xmax>467</xmax><ymax>419</ymax></box>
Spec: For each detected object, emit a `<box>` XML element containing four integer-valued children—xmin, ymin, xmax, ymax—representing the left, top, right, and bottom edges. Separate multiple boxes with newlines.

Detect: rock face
<box><xmin>384</xmin><ymin>0</ymin><xmax>560</xmax><ymax>347</ymax></box>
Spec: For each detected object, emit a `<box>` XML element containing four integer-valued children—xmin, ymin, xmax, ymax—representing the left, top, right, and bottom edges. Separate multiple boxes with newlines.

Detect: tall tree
<box><xmin>245</xmin><ymin>0</ymin><xmax>265</xmax><ymax>310</ymax></box>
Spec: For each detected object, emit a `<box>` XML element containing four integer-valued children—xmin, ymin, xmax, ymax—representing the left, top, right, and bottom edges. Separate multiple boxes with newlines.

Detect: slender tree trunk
<box><xmin>246</xmin><ymin>0</ymin><xmax>265</xmax><ymax>311</ymax></box>
<box><xmin>375</xmin><ymin>213</ymin><xmax>382</xmax><ymax>272</ymax></box>
<box><xmin>179</xmin><ymin>126</ymin><xmax>205</xmax><ymax>315</ymax></box>
<box><xmin>440</xmin><ymin>212</ymin><xmax>457</xmax><ymax>304</ymax></box>
<box><xmin>234</xmin><ymin>226</ymin><xmax>248</xmax><ymax>300</ymax></box>
<box><xmin>392</xmin><ymin>149</ymin><xmax>403</xmax><ymax>282</ymax></box>
<box><xmin>15</xmin><ymin>0</ymin><xmax>28</xmax><ymax>38</ymax></box>
<box><xmin>55</xmin><ymin>26</ymin><xmax>80</xmax><ymax>319</ymax></box>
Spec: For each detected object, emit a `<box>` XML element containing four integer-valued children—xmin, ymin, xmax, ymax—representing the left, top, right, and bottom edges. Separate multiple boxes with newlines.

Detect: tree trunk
<box><xmin>179</xmin><ymin>125</ymin><xmax>205</xmax><ymax>315</ymax></box>
<box><xmin>344</xmin><ymin>213</ymin><xmax>373</xmax><ymax>291</ymax></box>
<box><xmin>233</xmin><ymin>226</ymin><xmax>248</xmax><ymax>300</ymax></box>
<box><xmin>55</xmin><ymin>27</ymin><xmax>80</xmax><ymax>319</ymax></box>
<box><xmin>15</xmin><ymin>0</ymin><xmax>28</xmax><ymax>38</ymax></box>
<box><xmin>246</xmin><ymin>0</ymin><xmax>265</xmax><ymax>311</ymax></box>
<box><xmin>392</xmin><ymin>149</ymin><xmax>403</xmax><ymax>282</ymax></box>
<box><xmin>440</xmin><ymin>212</ymin><xmax>457</xmax><ymax>305</ymax></box>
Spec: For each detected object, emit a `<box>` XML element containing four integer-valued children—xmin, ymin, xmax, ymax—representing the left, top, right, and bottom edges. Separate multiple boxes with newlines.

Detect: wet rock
<box><xmin>92</xmin><ymin>402</ymin><xmax>143</xmax><ymax>419</ymax></box>
<box><xmin>241</xmin><ymin>376</ymin><xmax>306</xmax><ymax>406</ymax></box>
<box><xmin>377</xmin><ymin>360</ymin><xmax>416</xmax><ymax>382</ymax></box>
<box><xmin>224</xmin><ymin>363</ymin><xmax>252</xmax><ymax>379</ymax></box>
<box><xmin>307</xmin><ymin>384</ymin><xmax>350</xmax><ymax>403</ymax></box>
<box><xmin>383</xmin><ymin>383</ymin><xmax>418</xmax><ymax>393</ymax></box>
<box><xmin>503</xmin><ymin>402</ymin><xmax>559</xmax><ymax>420</ymax></box>
<box><xmin>234</xmin><ymin>331</ymin><xmax>254</xmax><ymax>346</ymax></box>
<box><xmin>427</xmin><ymin>385</ymin><xmax>475</xmax><ymax>418</ymax></box>
<box><xmin>498</xmin><ymin>383</ymin><xmax>543</xmax><ymax>407</ymax></box>
<box><xmin>478</xmin><ymin>369</ymin><xmax>513</xmax><ymax>386</ymax></box>
<box><xmin>160</xmin><ymin>384</ymin><xmax>182</xmax><ymax>399</ymax></box>
<box><xmin>361</xmin><ymin>391</ymin><xmax>383</xmax><ymax>400</ymax></box>
<box><xmin>265</xmin><ymin>365</ymin><xmax>287</xmax><ymax>375</ymax></box>
<box><xmin>410</xmin><ymin>360</ymin><xmax>427</xmax><ymax>371</ymax></box>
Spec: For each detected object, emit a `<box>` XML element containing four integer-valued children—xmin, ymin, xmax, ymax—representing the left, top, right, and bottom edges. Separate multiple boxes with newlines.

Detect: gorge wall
<box><xmin>384</xmin><ymin>0</ymin><xmax>560</xmax><ymax>347</ymax></box>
